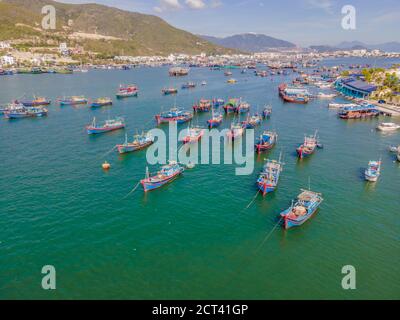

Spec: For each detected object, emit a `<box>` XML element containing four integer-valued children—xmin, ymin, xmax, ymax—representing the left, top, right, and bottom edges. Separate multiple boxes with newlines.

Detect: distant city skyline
<box><xmin>56</xmin><ymin>0</ymin><xmax>400</xmax><ymax>46</ymax></box>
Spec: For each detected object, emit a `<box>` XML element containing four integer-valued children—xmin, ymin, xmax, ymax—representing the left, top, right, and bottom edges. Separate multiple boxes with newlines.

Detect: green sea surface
<box><xmin>0</xmin><ymin>57</ymin><xmax>399</xmax><ymax>299</ymax></box>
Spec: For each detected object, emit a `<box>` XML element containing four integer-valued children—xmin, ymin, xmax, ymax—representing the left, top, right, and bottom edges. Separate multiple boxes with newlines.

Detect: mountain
<box><xmin>311</xmin><ymin>41</ymin><xmax>400</xmax><ymax>53</ymax></box>
<box><xmin>200</xmin><ymin>33</ymin><xmax>296</xmax><ymax>53</ymax></box>
<box><xmin>0</xmin><ymin>0</ymin><xmax>236</xmax><ymax>56</ymax></box>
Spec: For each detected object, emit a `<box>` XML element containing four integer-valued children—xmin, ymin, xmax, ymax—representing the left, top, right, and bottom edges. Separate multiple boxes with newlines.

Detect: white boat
<box><xmin>376</xmin><ymin>122</ymin><xmax>400</xmax><ymax>132</ymax></box>
<box><xmin>365</xmin><ymin>160</ymin><xmax>381</xmax><ymax>182</ymax></box>
<box><xmin>201</xmin><ymin>81</ymin><xmax>207</xmax><ymax>86</ymax></box>
<box><xmin>397</xmin><ymin>150</ymin><xmax>400</xmax><ymax>162</ymax></box>
<box><xmin>328</xmin><ymin>103</ymin><xmax>357</xmax><ymax>109</ymax></box>
<box><xmin>317</xmin><ymin>92</ymin><xmax>337</xmax><ymax>99</ymax></box>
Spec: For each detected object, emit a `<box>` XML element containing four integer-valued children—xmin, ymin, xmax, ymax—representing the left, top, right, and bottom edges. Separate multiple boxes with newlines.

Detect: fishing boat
<box><xmin>201</xmin><ymin>81</ymin><xmax>207</xmax><ymax>86</ymax></box>
<box><xmin>141</xmin><ymin>161</ymin><xmax>184</xmax><ymax>192</ymax></box>
<box><xmin>155</xmin><ymin>108</ymin><xmax>193</xmax><ymax>125</ymax></box>
<box><xmin>280</xmin><ymin>189</ymin><xmax>324</xmax><ymax>229</ymax></box>
<box><xmin>279</xmin><ymin>83</ymin><xmax>310</xmax><ymax>104</ymax></box>
<box><xmin>116</xmin><ymin>132</ymin><xmax>154</xmax><ymax>154</ymax></box>
<box><xmin>223</xmin><ymin>98</ymin><xmax>240</xmax><ymax>113</ymax></box>
<box><xmin>169</xmin><ymin>67</ymin><xmax>189</xmax><ymax>77</ymax></box>
<box><xmin>182</xmin><ymin>126</ymin><xmax>205</xmax><ymax>144</ymax></box>
<box><xmin>91</xmin><ymin>97</ymin><xmax>113</xmax><ymax>108</ymax></box>
<box><xmin>212</xmin><ymin>98</ymin><xmax>225</xmax><ymax>108</ymax></box>
<box><xmin>262</xmin><ymin>105</ymin><xmax>272</xmax><ymax>118</ymax></box>
<box><xmin>227</xmin><ymin>78</ymin><xmax>237</xmax><ymax>84</ymax></box>
<box><xmin>86</xmin><ymin>117</ymin><xmax>125</xmax><ymax>134</ymax></box>
<box><xmin>242</xmin><ymin>114</ymin><xmax>262</xmax><ymax>128</ymax></box>
<box><xmin>227</xmin><ymin>121</ymin><xmax>245</xmax><ymax>141</ymax></box>
<box><xmin>296</xmin><ymin>131</ymin><xmax>319</xmax><ymax>159</ymax></box>
<box><xmin>162</xmin><ymin>88</ymin><xmax>178</xmax><ymax>95</ymax></box>
<box><xmin>338</xmin><ymin>105</ymin><xmax>379</xmax><ymax>119</ymax></box>
<box><xmin>376</xmin><ymin>122</ymin><xmax>400</xmax><ymax>132</ymax></box>
<box><xmin>193</xmin><ymin>99</ymin><xmax>212</xmax><ymax>112</ymax></box>
<box><xmin>17</xmin><ymin>96</ymin><xmax>51</xmax><ymax>106</ymax></box>
<box><xmin>364</xmin><ymin>160</ymin><xmax>382</xmax><ymax>182</ymax></box>
<box><xmin>255</xmin><ymin>131</ymin><xmax>278</xmax><ymax>153</ymax></box>
<box><xmin>317</xmin><ymin>92</ymin><xmax>337</xmax><ymax>99</ymax></box>
<box><xmin>237</xmin><ymin>101</ymin><xmax>250</xmax><ymax>114</ymax></box>
<box><xmin>181</xmin><ymin>82</ymin><xmax>196</xmax><ymax>89</ymax></box>
<box><xmin>59</xmin><ymin>96</ymin><xmax>88</xmax><ymax>106</ymax></box>
<box><xmin>4</xmin><ymin>104</ymin><xmax>48</xmax><ymax>119</ymax></box>
<box><xmin>328</xmin><ymin>103</ymin><xmax>357</xmax><ymax>109</ymax></box>
<box><xmin>257</xmin><ymin>154</ymin><xmax>284</xmax><ymax>195</ymax></box>
<box><xmin>224</xmin><ymin>71</ymin><xmax>233</xmax><ymax>76</ymax></box>
<box><xmin>397</xmin><ymin>149</ymin><xmax>400</xmax><ymax>162</ymax></box>
<box><xmin>116</xmin><ymin>84</ymin><xmax>138</xmax><ymax>98</ymax></box>
<box><xmin>207</xmin><ymin>109</ymin><xmax>223</xmax><ymax>128</ymax></box>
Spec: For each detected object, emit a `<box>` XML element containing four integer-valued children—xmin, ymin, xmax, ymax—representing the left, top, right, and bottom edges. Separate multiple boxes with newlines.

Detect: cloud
<box><xmin>153</xmin><ymin>0</ymin><xmax>182</xmax><ymax>12</ymax></box>
<box><xmin>210</xmin><ymin>0</ymin><xmax>222</xmax><ymax>8</ymax></box>
<box><xmin>306</xmin><ymin>0</ymin><xmax>334</xmax><ymax>14</ymax></box>
<box><xmin>185</xmin><ymin>0</ymin><xmax>206</xmax><ymax>9</ymax></box>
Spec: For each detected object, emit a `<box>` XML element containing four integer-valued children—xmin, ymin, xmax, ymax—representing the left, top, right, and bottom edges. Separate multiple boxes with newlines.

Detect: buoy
<box><xmin>102</xmin><ymin>161</ymin><xmax>111</xmax><ymax>170</ymax></box>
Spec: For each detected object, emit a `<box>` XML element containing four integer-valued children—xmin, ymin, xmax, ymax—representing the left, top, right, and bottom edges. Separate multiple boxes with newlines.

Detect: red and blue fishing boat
<box><xmin>162</xmin><ymin>87</ymin><xmax>178</xmax><ymax>95</ymax></box>
<box><xmin>140</xmin><ymin>161</ymin><xmax>184</xmax><ymax>192</ymax></box>
<box><xmin>155</xmin><ymin>108</ymin><xmax>193</xmax><ymax>125</ymax></box>
<box><xmin>212</xmin><ymin>98</ymin><xmax>225</xmax><ymax>108</ymax></box>
<box><xmin>17</xmin><ymin>96</ymin><xmax>51</xmax><ymax>106</ymax></box>
<box><xmin>182</xmin><ymin>126</ymin><xmax>205</xmax><ymax>144</ymax></box>
<box><xmin>280</xmin><ymin>189</ymin><xmax>323</xmax><ymax>229</ymax></box>
<box><xmin>193</xmin><ymin>99</ymin><xmax>212</xmax><ymax>112</ymax></box>
<box><xmin>364</xmin><ymin>160</ymin><xmax>381</xmax><ymax>182</ymax></box>
<box><xmin>116</xmin><ymin>84</ymin><xmax>138</xmax><ymax>99</ymax></box>
<box><xmin>242</xmin><ymin>114</ymin><xmax>262</xmax><ymax>129</ymax></box>
<box><xmin>58</xmin><ymin>96</ymin><xmax>88</xmax><ymax>106</ymax></box>
<box><xmin>86</xmin><ymin>117</ymin><xmax>125</xmax><ymax>134</ymax></box>
<box><xmin>257</xmin><ymin>154</ymin><xmax>284</xmax><ymax>195</ymax></box>
<box><xmin>116</xmin><ymin>132</ymin><xmax>154</xmax><ymax>154</ymax></box>
<box><xmin>91</xmin><ymin>97</ymin><xmax>112</xmax><ymax>108</ymax></box>
<box><xmin>4</xmin><ymin>104</ymin><xmax>48</xmax><ymax>119</ymax></box>
<box><xmin>296</xmin><ymin>131</ymin><xmax>320</xmax><ymax>159</ymax></box>
<box><xmin>223</xmin><ymin>98</ymin><xmax>240</xmax><ymax>113</ymax></box>
<box><xmin>182</xmin><ymin>82</ymin><xmax>196</xmax><ymax>89</ymax></box>
<box><xmin>255</xmin><ymin>131</ymin><xmax>278</xmax><ymax>153</ymax></box>
<box><xmin>237</xmin><ymin>101</ymin><xmax>250</xmax><ymax>114</ymax></box>
<box><xmin>207</xmin><ymin>109</ymin><xmax>223</xmax><ymax>128</ymax></box>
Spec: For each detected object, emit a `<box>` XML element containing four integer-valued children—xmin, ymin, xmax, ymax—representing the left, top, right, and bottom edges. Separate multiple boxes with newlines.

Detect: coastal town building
<box><xmin>335</xmin><ymin>77</ymin><xmax>377</xmax><ymax>99</ymax></box>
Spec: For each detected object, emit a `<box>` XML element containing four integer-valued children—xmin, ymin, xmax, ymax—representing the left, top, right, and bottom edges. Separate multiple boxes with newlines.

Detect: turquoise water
<box><xmin>0</xmin><ymin>58</ymin><xmax>399</xmax><ymax>299</ymax></box>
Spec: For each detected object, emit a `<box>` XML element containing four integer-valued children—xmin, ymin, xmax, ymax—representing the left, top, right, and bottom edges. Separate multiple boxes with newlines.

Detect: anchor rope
<box><xmin>99</xmin><ymin>145</ymin><xmax>117</xmax><ymax>159</ymax></box>
<box><xmin>122</xmin><ymin>181</ymin><xmax>141</xmax><ymax>200</ymax></box>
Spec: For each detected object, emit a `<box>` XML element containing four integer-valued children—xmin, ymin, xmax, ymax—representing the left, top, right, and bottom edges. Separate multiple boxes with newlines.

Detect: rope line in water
<box><xmin>244</xmin><ymin>190</ymin><xmax>260</xmax><ymax>211</ymax></box>
<box><xmin>255</xmin><ymin>217</ymin><xmax>283</xmax><ymax>253</ymax></box>
<box><xmin>99</xmin><ymin>145</ymin><xmax>117</xmax><ymax>159</ymax></box>
<box><xmin>122</xmin><ymin>181</ymin><xmax>141</xmax><ymax>200</ymax></box>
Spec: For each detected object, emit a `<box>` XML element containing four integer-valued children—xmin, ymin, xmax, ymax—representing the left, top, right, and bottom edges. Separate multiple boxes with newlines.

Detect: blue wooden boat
<box><xmin>4</xmin><ymin>105</ymin><xmax>48</xmax><ymax>119</ymax></box>
<box><xmin>242</xmin><ymin>114</ymin><xmax>262</xmax><ymax>128</ymax></box>
<box><xmin>255</xmin><ymin>131</ymin><xmax>278</xmax><ymax>153</ymax></box>
<box><xmin>155</xmin><ymin>108</ymin><xmax>193</xmax><ymax>125</ymax></box>
<box><xmin>364</xmin><ymin>160</ymin><xmax>381</xmax><ymax>182</ymax></box>
<box><xmin>280</xmin><ymin>189</ymin><xmax>323</xmax><ymax>229</ymax></box>
<box><xmin>237</xmin><ymin>102</ymin><xmax>250</xmax><ymax>114</ymax></box>
<box><xmin>223</xmin><ymin>98</ymin><xmax>240</xmax><ymax>113</ymax></box>
<box><xmin>59</xmin><ymin>96</ymin><xmax>88</xmax><ymax>106</ymax></box>
<box><xmin>257</xmin><ymin>154</ymin><xmax>284</xmax><ymax>195</ymax></box>
<box><xmin>162</xmin><ymin>88</ymin><xmax>178</xmax><ymax>95</ymax></box>
<box><xmin>182</xmin><ymin>82</ymin><xmax>196</xmax><ymax>89</ymax></box>
<box><xmin>212</xmin><ymin>98</ymin><xmax>225</xmax><ymax>108</ymax></box>
<box><xmin>296</xmin><ymin>131</ymin><xmax>319</xmax><ymax>159</ymax></box>
<box><xmin>262</xmin><ymin>105</ymin><xmax>272</xmax><ymax>118</ymax></box>
<box><xmin>116</xmin><ymin>84</ymin><xmax>138</xmax><ymax>98</ymax></box>
<box><xmin>140</xmin><ymin>161</ymin><xmax>184</xmax><ymax>192</ymax></box>
<box><xmin>207</xmin><ymin>109</ymin><xmax>223</xmax><ymax>128</ymax></box>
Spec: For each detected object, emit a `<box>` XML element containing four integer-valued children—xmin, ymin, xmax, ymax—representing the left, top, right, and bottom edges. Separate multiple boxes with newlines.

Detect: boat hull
<box><xmin>117</xmin><ymin>141</ymin><xmax>153</xmax><ymax>154</ymax></box>
<box><xmin>141</xmin><ymin>170</ymin><xmax>183</xmax><ymax>192</ymax></box>
<box><xmin>86</xmin><ymin>124</ymin><xmax>125</xmax><ymax>134</ymax></box>
<box><xmin>281</xmin><ymin>207</ymin><xmax>320</xmax><ymax>229</ymax></box>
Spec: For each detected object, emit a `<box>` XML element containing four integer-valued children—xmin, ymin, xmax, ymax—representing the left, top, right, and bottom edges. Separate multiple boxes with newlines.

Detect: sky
<box><xmin>56</xmin><ymin>0</ymin><xmax>400</xmax><ymax>46</ymax></box>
